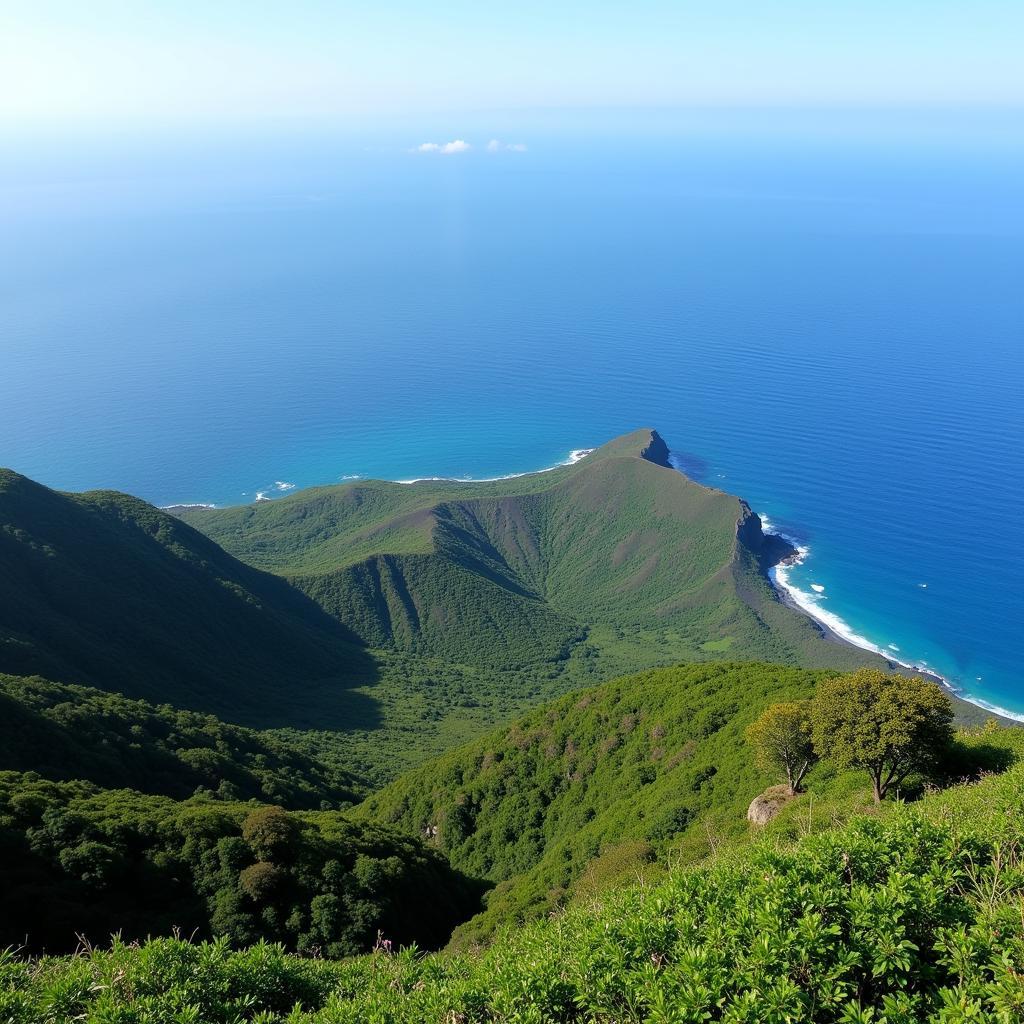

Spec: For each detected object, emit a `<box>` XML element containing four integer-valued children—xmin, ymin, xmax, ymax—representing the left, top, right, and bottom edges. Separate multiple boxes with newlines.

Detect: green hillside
<box><xmin>0</xmin><ymin>469</ymin><xmax>374</xmax><ymax>728</ymax></box>
<box><xmin>180</xmin><ymin>428</ymin><xmax>880</xmax><ymax>687</ymax></box>
<box><xmin>1</xmin><ymin>431</ymin><xmax>891</xmax><ymax>788</ymax></box>
<box><xmin>0</xmin><ymin>673</ymin><xmax>363</xmax><ymax>807</ymax></box>
<box><xmin>7</xmin><ymin>757</ymin><xmax>1024</xmax><ymax>1022</ymax></box>
<box><xmin>359</xmin><ymin>661</ymin><xmax>1007</xmax><ymax>946</ymax></box>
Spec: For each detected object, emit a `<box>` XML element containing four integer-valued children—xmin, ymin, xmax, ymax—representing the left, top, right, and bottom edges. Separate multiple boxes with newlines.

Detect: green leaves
<box><xmin>811</xmin><ymin>671</ymin><xmax>955</xmax><ymax>803</ymax></box>
<box><xmin>746</xmin><ymin>700</ymin><xmax>817</xmax><ymax>794</ymax></box>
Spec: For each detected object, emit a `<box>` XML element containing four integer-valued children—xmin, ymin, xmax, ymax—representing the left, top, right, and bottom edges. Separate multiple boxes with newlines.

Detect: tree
<box><xmin>811</xmin><ymin>670</ymin><xmax>954</xmax><ymax>803</ymax></box>
<box><xmin>745</xmin><ymin>701</ymin><xmax>817</xmax><ymax>795</ymax></box>
<box><xmin>241</xmin><ymin>805</ymin><xmax>299</xmax><ymax>862</ymax></box>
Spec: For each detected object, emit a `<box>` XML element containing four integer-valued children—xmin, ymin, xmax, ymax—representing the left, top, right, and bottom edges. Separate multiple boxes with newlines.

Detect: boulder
<box><xmin>747</xmin><ymin>784</ymin><xmax>795</xmax><ymax>826</ymax></box>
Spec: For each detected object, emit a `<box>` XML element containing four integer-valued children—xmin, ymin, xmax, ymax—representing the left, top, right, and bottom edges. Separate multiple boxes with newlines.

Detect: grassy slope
<box><xmin>178</xmin><ymin>429</ymin><xmax>880</xmax><ymax>677</ymax></box>
<box><xmin>174</xmin><ymin>429</ymin><xmax>889</xmax><ymax>781</ymax></box>
<box><xmin>8</xmin><ymin>754</ymin><xmax>1024</xmax><ymax>1022</ymax></box>
<box><xmin>357</xmin><ymin>661</ymin><xmax>1018</xmax><ymax>946</ymax></box>
<box><xmin>0</xmin><ymin>469</ymin><xmax>378</xmax><ymax>730</ymax></box>
<box><xmin>0</xmin><ymin>673</ymin><xmax>363</xmax><ymax>808</ymax></box>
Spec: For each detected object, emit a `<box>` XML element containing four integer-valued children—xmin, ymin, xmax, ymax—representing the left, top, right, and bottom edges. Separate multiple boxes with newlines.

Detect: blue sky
<box><xmin>2</xmin><ymin>1</ymin><xmax>1023</xmax><ymax>126</ymax></box>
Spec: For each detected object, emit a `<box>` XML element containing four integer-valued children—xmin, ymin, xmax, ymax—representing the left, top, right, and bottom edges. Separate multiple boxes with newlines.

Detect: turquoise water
<box><xmin>2</xmin><ymin>113</ymin><xmax>1023</xmax><ymax>715</ymax></box>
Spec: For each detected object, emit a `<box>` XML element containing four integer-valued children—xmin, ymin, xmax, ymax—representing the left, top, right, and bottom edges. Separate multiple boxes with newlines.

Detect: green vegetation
<box><xmin>179</xmin><ymin>428</ymin><xmax>882</xmax><ymax>683</ymax></box>
<box><xmin>6</xmin><ymin>759</ymin><xmax>1024</xmax><ymax>1022</ymax></box>
<box><xmin>0</xmin><ymin>469</ymin><xmax>373</xmax><ymax>729</ymax></box>
<box><xmin>358</xmin><ymin>663</ymin><xmax>1009</xmax><ymax>947</ymax></box>
<box><xmin>0</xmin><ymin>773</ymin><xmax>481</xmax><ymax>955</ymax></box>
<box><xmin>1</xmin><ymin>428</ymin><xmax>1017</xmax><ymax>1020</ymax></box>
<box><xmin>812</xmin><ymin>670</ymin><xmax>956</xmax><ymax>803</ymax></box>
<box><xmin>745</xmin><ymin>699</ymin><xmax>818</xmax><ymax>794</ymax></box>
<box><xmin>1</xmin><ymin>430</ymin><xmax>894</xmax><ymax>789</ymax></box>
<box><xmin>0</xmin><ymin>673</ymin><xmax>363</xmax><ymax>807</ymax></box>
<box><xmin>356</xmin><ymin>663</ymin><xmax>899</xmax><ymax>945</ymax></box>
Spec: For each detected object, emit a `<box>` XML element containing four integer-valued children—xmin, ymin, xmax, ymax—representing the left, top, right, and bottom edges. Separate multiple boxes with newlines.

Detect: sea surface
<box><xmin>3</xmin><ymin>110</ymin><xmax>1023</xmax><ymax>716</ymax></box>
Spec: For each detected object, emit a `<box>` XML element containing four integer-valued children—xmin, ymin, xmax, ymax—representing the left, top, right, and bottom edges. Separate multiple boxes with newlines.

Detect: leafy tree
<box><xmin>744</xmin><ymin>700</ymin><xmax>817</xmax><ymax>794</ymax></box>
<box><xmin>811</xmin><ymin>670</ymin><xmax>954</xmax><ymax>803</ymax></box>
<box><xmin>242</xmin><ymin>806</ymin><xmax>300</xmax><ymax>862</ymax></box>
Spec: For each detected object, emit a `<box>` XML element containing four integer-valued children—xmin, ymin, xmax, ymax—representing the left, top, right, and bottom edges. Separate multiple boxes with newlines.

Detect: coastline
<box><xmin>394</xmin><ymin>448</ymin><xmax>595</xmax><ymax>486</ymax></box>
<box><xmin>161</xmin><ymin>439</ymin><xmax>1016</xmax><ymax>725</ymax></box>
<box><xmin>760</xmin><ymin>516</ymin><xmax>1024</xmax><ymax>725</ymax></box>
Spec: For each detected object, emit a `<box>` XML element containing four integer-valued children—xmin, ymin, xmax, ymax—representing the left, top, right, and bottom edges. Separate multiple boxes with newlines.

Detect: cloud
<box><xmin>485</xmin><ymin>139</ymin><xmax>528</xmax><ymax>153</ymax></box>
<box><xmin>414</xmin><ymin>139</ymin><xmax>471</xmax><ymax>154</ymax></box>
<box><xmin>415</xmin><ymin>138</ymin><xmax>526</xmax><ymax>156</ymax></box>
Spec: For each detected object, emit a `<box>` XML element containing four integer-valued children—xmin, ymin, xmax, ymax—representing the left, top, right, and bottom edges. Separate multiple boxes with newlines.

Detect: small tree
<box><xmin>811</xmin><ymin>670</ymin><xmax>954</xmax><ymax>803</ymax></box>
<box><xmin>745</xmin><ymin>701</ymin><xmax>817</xmax><ymax>795</ymax></box>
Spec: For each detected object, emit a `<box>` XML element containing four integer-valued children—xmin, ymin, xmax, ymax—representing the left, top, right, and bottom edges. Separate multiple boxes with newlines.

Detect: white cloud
<box><xmin>486</xmin><ymin>138</ymin><xmax>501</xmax><ymax>152</ymax></box>
<box><xmin>415</xmin><ymin>139</ymin><xmax>471</xmax><ymax>154</ymax></box>
<box><xmin>507</xmin><ymin>142</ymin><xmax>528</xmax><ymax>152</ymax></box>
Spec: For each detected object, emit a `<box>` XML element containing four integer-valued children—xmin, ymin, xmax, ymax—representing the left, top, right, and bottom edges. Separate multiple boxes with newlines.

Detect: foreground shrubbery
<box><xmin>5</xmin><ymin>764</ymin><xmax>1024</xmax><ymax>1023</ymax></box>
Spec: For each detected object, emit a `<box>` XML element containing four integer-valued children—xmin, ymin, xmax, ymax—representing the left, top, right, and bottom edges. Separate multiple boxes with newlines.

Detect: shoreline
<box><xmin>394</xmin><ymin>448</ymin><xmax>595</xmax><ymax>485</ymax></box>
<box><xmin>160</xmin><ymin>440</ymin><xmax>1017</xmax><ymax>725</ymax></box>
<box><xmin>760</xmin><ymin>516</ymin><xmax>1024</xmax><ymax>725</ymax></box>
<box><xmin>162</xmin><ymin>449</ymin><xmax>596</xmax><ymax>511</ymax></box>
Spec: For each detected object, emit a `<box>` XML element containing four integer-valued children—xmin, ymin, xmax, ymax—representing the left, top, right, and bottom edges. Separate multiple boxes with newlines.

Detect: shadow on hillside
<box><xmin>936</xmin><ymin>739</ymin><xmax>1018</xmax><ymax>786</ymax></box>
<box><xmin>230</xmin><ymin>562</ymin><xmax>386</xmax><ymax>733</ymax></box>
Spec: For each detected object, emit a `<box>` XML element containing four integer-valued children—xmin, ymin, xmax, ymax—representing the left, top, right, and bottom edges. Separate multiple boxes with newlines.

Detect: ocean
<box><xmin>3</xmin><ymin>110</ymin><xmax>1023</xmax><ymax>716</ymax></box>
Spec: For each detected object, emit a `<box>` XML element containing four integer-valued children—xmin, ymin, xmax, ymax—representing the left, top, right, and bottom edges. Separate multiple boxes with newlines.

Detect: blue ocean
<box><xmin>3</xmin><ymin>111</ymin><xmax>1023</xmax><ymax>716</ymax></box>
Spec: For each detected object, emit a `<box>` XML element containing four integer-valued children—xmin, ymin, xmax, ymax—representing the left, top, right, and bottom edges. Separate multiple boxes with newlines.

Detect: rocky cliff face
<box><xmin>736</xmin><ymin>501</ymin><xmax>797</xmax><ymax>570</ymax></box>
<box><xmin>638</xmin><ymin>429</ymin><xmax>673</xmax><ymax>469</ymax></box>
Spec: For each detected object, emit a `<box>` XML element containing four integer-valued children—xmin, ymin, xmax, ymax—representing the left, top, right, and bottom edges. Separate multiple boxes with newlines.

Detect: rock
<box><xmin>747</xmin><ymin>785</ymin><xmax>795</xmax><ymax>826</ymax></box>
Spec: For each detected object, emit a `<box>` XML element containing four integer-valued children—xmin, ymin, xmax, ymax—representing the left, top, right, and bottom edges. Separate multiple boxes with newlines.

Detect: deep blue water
<box><xmin>3</xmin><ymin>113</ymin><xmax>1023</xmax><ymax>715</ymax></box>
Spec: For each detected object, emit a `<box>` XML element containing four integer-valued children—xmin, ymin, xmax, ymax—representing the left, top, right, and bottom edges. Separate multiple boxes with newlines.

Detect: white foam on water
<box><xmin>274</xmin><ymin>481</ymin><xmax>296</xmax><ymax>492</ymax></box>
<box><xmin>160</xmin><ymin>502</ymin><xmax>216</xmax><ymax>510</ymax></box>
<box><xmin>759</xmin><ymin>514</ymin><xmax>1024</xmax><ymax>722</ymax></box>
<box><xmin>396</xmin><ymin>447</ymin><xmax>595</xmax><ymax>485</ymax></box>
<box><xmin>810</xmin><ymin>583</ymin><xmax>825</xmax><ymax>593</ymax></box>
<box><xmin>339</xmin><ymin>474</ymin><xmax>362</xmax><ymax>481</ymax></box>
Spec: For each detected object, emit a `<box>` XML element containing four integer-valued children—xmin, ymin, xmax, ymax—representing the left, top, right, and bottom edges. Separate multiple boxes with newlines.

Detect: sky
<box><xmin>2</xmin><ymin>1</ymin><xmax>1024</xmax><ymax>129</ymax></box>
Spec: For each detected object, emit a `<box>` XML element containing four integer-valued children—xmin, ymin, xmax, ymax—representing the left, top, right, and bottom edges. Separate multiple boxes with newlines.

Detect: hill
<box><xmin>0</xmin><ymin>673</ymin><xmax>363</xmax><ymax>808</ymax></box>
<box><xmin>179</xmin><ymin>428</ymin><xmax>881</xmax><ymax>691</ymax></box>
<box><xmin>180</xmin><ymin>425</ymin><xmax>887</xmax><ymax>784</ymax></box>
<box><xmin>0</xmin><ymin>469</ymin><xmax>374</xmax><ymax>728</ymax></box>
<box><xmin>357</xmin><ymin>661</ymin><xmax>1016</xmax><ymax>946</ymax></box>
<box><xmin>8</xmin><ymin>756</ymin><xmax>1024</xmax><ymax>1021</ymax></box>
